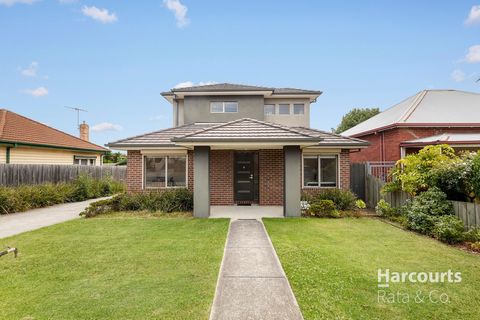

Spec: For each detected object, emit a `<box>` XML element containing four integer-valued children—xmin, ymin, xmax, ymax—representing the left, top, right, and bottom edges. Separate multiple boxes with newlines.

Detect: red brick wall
<box><xmin>210</xmin><ymin>150</ymin><xmax>234</xmax><ymax>205</ymax></box>
<box><xmin>259</xmin><ymin>149</ymin><xmax>284</xmax><ymax>206</ymax></box>
<box><xmin>350</xmin><ymin>127</ymin><xmax>480</xmax><ymax>163</ymax></box>
<box><xmin>126</xmin><ymin>150</ymin><xmax>142</xmax><ymax>193</ymax></box>
<box><xmin>126</xmin><ymin>150</ymin><xmax>193</xmax><ymax>193</ymax></box>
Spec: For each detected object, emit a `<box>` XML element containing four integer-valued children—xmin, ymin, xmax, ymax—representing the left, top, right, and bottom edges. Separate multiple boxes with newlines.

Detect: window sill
<box><xmin>302</xmin><ymin>186</ymin><xmax>338</xmax><ymax>189</ymax></box>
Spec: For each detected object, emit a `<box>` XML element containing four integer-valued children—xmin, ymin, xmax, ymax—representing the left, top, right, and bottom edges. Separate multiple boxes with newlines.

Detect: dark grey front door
<box><xmin>234</xmin><ymin>152</ymin><xmax>258</xmax><ymax>202</ymax></box>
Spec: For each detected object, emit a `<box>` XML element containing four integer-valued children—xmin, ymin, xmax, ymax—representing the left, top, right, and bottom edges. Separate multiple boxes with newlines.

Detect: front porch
<box><xmin>193</xmin><ymin>146</ymin><xmax>301</xmax><ymax>218</ymax></box>
<box><xmin>210</xmin><ymin>205</ymin><xmax>284</xmax><ymax>219</ymax></box>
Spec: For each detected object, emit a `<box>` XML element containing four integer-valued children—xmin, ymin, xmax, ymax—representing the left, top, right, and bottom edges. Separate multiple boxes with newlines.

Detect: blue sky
<box><xmin>1</xmin><ymin>0</ymin><xmax>479</xmax><ymax>148</ymax></box>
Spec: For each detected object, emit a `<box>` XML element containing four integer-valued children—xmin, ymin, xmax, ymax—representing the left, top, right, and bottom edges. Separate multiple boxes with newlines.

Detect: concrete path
<box><xmin>0</xmin><ymin>197</ymin><xmax>110</xmax><ymax>239</ymax></box>
<box><xmin>210</xmin><ymin>219</ymin><xmax>303</xmax><ymax>320</ymax></box>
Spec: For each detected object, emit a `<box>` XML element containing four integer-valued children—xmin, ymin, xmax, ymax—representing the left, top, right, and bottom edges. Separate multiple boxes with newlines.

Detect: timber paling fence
<box><xmin>366</xmin><ymin>174</ymin><xmax>479</xmax><ymax>229</ymax></box>
<box><xmin>0</xmin><ymin>164</ymin><xmax>127</xmax><ymax>186</ymax></box>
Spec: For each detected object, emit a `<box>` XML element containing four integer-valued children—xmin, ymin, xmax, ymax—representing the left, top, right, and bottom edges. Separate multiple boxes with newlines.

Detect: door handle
<box><xmin>249</xmin><ymin>174</ymin><xmax>253</xmax><ymax>180</ymax></box>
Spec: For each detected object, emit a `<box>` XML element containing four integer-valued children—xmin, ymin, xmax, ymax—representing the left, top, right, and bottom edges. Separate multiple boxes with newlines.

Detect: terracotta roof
<box><xmin>342</xmin><ymin>90</ymin><xmax>480</xmax><ymax>137</ymax></box>
<box><xmin>161</xmin><ymin>82</ymin><xmax>322</xmax><ymax>96</ymax></box>
<box><xmin>107</xmin><ymin>118</ymin><xmax>368</xmax><ymax>148</ymax></box>
<box><xmin>0</xmin><ymin>109</ymin><xmax>107</xmax><ymax>152</ymax></box>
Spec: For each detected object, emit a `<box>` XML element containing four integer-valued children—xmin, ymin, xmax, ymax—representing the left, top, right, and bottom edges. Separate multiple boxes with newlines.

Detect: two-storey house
<box><xmin>107</xmin><ymin>83</ymin><xmax>368</xmax><ymax>217</ymax></box>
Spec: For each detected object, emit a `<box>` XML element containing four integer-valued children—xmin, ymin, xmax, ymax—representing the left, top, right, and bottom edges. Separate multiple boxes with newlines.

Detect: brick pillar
<box><xmin>340</xmin><ymin>150</ymin><xmax>350</xmax><ymax>190</ymax></box>
<box><xmin>126</xmin><ymin>150</ymin><xmax>142</xmax><ymax>192</ymax></box>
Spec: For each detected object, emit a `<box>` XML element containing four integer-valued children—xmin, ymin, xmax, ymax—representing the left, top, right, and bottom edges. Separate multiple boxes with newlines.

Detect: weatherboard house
<box><xmin>107</xmin><ymin>83</ymin><xmax>368</xmax><ymax>217</ymax></box>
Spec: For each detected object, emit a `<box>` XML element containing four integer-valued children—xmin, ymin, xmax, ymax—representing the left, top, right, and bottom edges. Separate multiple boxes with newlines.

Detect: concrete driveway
<box><xmin>0</xmin><ymin>197</ymin><xmax>109</xmax><ymax>239</ymax></box>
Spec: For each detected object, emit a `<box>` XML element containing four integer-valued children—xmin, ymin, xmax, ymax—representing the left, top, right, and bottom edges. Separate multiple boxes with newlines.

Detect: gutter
<box><xmin>0</xmin><ymin>140</ymin><xmax>108</xmax><ymax>154</ymax></box>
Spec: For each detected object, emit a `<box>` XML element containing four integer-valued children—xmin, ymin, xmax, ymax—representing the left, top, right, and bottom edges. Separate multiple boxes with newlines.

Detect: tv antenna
<box><xmin>65</xmin><ymin>106</ymin><xmax>88</xmax><ymax>129</ymax></box>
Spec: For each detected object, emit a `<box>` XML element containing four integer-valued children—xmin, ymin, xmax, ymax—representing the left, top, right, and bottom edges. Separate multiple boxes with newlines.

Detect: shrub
<box><xmin>406</xmin><ymin>188</ymin><xmax>453</xmax><ymax>235</ymax></box>
<box><xmin>432</xmin><ymin>215</ymin><xmax>465</xmax><ymax>244</ymax></box>
<box><xmin>355</xmin><ymin>199</ymin><xmax>366</xmax><ymax>209</ymax></box>
<box><xmin>81</xmin><ymin>188</ymin><xmax>194</xmax><ymax>217</ymax></box>
<box><xmin>308</xmin><ymin>200</ymin><xmax>337</xmax><ymax>217</ymax></box>
<box><xmin>463</xmin><ymin>228</ymin><xmax>480</xmax><ymax>243</ymax></box>
<box><xmin>0</xmin><ymin>175</ymin><xmax>125</xmax><ymax>214</ymax></box>
<box><xmin>312</xmin><ymin>189</ymin><xmax>357</xmax><ymax>211</ymax></box>
<box><xmin>375</xmin><ymin>199</ymin><xmax>396</xmax><ymax>217</ymax></box>
<box><xmin>468</xmin><ymin>241</ymin><xmax>480</xmax><ymax>252</ymax></box>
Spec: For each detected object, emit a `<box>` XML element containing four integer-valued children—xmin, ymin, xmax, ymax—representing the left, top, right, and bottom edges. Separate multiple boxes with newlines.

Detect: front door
<box><xmin>234</xmin><ymin>152</ymin><xmax>258</xmax><ymax>202</ymax></box>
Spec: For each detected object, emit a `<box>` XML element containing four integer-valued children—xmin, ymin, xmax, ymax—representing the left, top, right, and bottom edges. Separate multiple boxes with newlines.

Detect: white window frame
<box><xmin>210</xmin><ymin>101</ymin><xmax>238</xmax><ymax>113</ymax></box>
<box><xmin>143</xmin><ymin>154</ymin><xmax>188</xmax><ymax>189</ymax></box>
<box><xmin>73</xmin><ymin>156</ymin><xmax>96</xmax><ymax>166</ymax></box>
<box><xmin>302</xmin><ymin>154</ymin><xmax>340</xmax><ymax>188</ymax></box>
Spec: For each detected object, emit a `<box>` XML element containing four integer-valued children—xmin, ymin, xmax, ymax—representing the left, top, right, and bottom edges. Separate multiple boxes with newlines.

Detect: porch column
<box><xmin>194</xmin><ymin>146</ymin><xmax>210</xmax><ymax>218</ymax></box>
<box><xmin>283</xmin><ymin>146</ymin><xmax>301</xmax><ymax>217</ymax></box>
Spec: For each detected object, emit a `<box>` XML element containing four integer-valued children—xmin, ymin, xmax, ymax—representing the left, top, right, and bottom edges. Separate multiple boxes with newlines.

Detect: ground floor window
<box><xmin>73</xmin><ymin>156</ymin><xmax>96</xmax><ymax>166</ymax></box>
<box><xmin>303</xmin><ymin>155</ymin><xmax>338</xmax><ymax>187</ymax></box>
<box><xmin>144</xmin><ymin>155</ymin><xmax>187</xmax><ymax>188</ymax></box>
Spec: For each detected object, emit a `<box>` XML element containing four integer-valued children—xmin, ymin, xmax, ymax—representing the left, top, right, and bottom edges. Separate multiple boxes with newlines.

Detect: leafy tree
<box><xmin>335</xmin><ymin>107</ymin><xmax>380</xmax><ymax>134</ymax></box>
<box><xmin>103</xmin><ymin>151</ymin><xmax>127</xmax><ymax>164</ymax></box>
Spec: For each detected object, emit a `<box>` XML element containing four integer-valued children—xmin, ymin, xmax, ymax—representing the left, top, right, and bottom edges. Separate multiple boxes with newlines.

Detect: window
<box><xmin>144</xmin><ymin>155</ymin><xmax>187</xmax><ymax>188</ymax></box>
<box><xmin>303</xmin><ymin>155</ymin><xmax>338</xmax><ymax>187</ymax></box>
<box><xmin>294</xmin><ymin>104</ymin><xmax>305</xmax><ymax>115</ymax></box>
<box><xmin>264</xmin><ymin>104</ymin><xmax>275</xmax><ymax>115</ymax></box>
<box><xmin>279</xmin><ymin>104</ymin><xmax>290</xmax><ymax>115</ymax></box>
<box><xmin>210</xmin><ymin>102</ymin><xmax>238</xmax><ymax>113</ymax></box>
<box><xmin>74</xmin><ymin>156</ymin><xmax>96</xmax><ymax>166</ymax></box>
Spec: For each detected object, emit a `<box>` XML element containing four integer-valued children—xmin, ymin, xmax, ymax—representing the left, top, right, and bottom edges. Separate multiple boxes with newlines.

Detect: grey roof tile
<box><xmin>161</xmin><ymin>83</ymin><xmax>321</xmax><ymax>95</ymax></box>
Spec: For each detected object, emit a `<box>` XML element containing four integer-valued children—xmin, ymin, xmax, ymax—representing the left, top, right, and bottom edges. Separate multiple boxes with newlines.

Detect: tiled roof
<box><xmin>172</xmin><ymin>118</ymin><xmax>321</xmax><ymax>142</ymax></box>
<box><xmin>161</xmin><ymin>83</ymin><xmax>321</xmax><ymax>95</ymax></box>
<box><xmin>292</xmin><ymin>127</ymin><xmax>370</xmax><ymax>146</ymax></box>
<box><xmin>401</xmin><ymin>133</ymin><xmax>480</xmax><ymax>145</ymax></box>
<box><xmin>107</xmin><ymin>118</ymin><xmax>368</xmax><ymax>148</ymax></box>
<box><xmin>106</xmin><ymin>123</ymin><xmax>217</xmax><ymax>147</ymax></box>
<box><xmin>0</xmin><ymin>109</ymin><xmax>107</xmax><ymax>152</ymax></box>
<box><xmin>342</xmin><ymin>90</ymin><xmax>480</xmax><ymax>137</ymax></box>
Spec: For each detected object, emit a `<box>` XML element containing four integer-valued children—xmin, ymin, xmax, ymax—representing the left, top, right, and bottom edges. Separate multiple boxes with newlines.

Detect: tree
<box><xmin>103</xmin><ymin>151</ymin><xmax>127</xmax><ymax>165</ymax></box>
<box><xmin>335</xmin><ymin>107</ymin><xmax>380</xmax><ymax>134</ymax></box>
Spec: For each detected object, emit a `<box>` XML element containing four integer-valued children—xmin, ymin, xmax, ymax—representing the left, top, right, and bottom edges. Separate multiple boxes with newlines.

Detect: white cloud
<box><xmin>91</xmin><ymin>122</ymin><xmax>122</xmax><ymax>132</ymax></box>
<box><xmin>82</xmin><ymin>6</ymin><xmax>118</xmax><ymax>24</ymax></box>
<box><xmin>0</xmin><ymin>0</ymin><xmax>37</xmax><ymax>6</ymax></box>
<box><xmin>163</xmin><ymin>0</ymin><xmax>189</xmax><ymax>28</ymax></box>
<box><xmin>465</xmin><ymin>45</ymin><xmax>480</xmax><ymax>63</ymax></box>
<box><xmin>174</xmin><ymin>81</ymin><xmax>216</xmax><ymax>88</ymax></box>
<box><xmin>451</xmin><ymin>69</ymin><xmax>466</xmax><ymax>82</ymax></box>
<box><xmin>23</xmin><ymin>86</ymin><xmax>48</xmax><ymax>97</ymax></box>
<box><xmin>20</xmin><ymin>61</ymin><xmax>38</xmax><ymax>77</ymax></box>
<box><xmin>465</xmin><ymin>5</ymin><xmax>480</xmax><ymax>25</ymax></box>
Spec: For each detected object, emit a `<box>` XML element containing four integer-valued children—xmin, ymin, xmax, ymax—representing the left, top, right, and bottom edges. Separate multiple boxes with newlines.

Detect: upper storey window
<box><xmin>294</xmin><ymin>104</ymin><xmax>305</xmax><ymax>115</ymax></box>
<box><xmin>264</xmin><ymin>104</ymin><xmax>275</xmax><ymax>115</ymax></box>
<box><xmin>210</xmin><ymin>101</ymin><xmax>238</xmax><ymax>113</ymax></box>
<box><xmin>279</xmin><ymin>104</ymin><xmax>290</xmax><ymax>115</ymax></box>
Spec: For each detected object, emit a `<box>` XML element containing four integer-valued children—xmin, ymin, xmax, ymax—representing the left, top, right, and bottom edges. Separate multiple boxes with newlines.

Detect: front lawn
<box><xmin>0</xmin><ymin>217</ymin><xmax>229</xmax><ymax>320</ymax></box>
<box><xmin>264</xmin><ymin>218</ymin><xmax>480</xmax><ymax>320</ymax></box>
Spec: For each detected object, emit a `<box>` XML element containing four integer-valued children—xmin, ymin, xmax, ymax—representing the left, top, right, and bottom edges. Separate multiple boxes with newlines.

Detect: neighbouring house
<box><xmin>107</xmin><ymin>83</ymin><xmax>368</xmax><ymax>217</ymax></box>
<box><xmin>342</xmin><ymin>90</ymin><xmax>480</xmax><ymax>162</ymax></box>
<box><xmin>0</xmin><ymin>109</ymin><xmax>107</xmax><ymax>165</ymax></box>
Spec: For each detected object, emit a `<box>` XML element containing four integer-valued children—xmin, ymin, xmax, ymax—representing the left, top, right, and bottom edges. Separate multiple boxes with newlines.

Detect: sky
<box><xmin>1</xmin><ymin>0</ymin><xmax>479</xmax><ymax>148</ymax></box>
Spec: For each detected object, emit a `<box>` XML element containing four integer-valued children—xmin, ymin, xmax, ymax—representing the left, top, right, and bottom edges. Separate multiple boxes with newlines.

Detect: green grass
<box><xmin>264</xmin><ymin>218</ymin><xmax>480</xmax><ymax>320</ymax></box>
<box><xmin>0</xmin><ymin>217</ymin><xmax>229</xmax><ymax>320</ymax></box>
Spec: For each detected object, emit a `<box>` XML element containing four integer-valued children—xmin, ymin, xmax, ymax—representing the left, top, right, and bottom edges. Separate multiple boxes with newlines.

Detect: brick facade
<box><xmin>210</xmin><ymin>150</ymin><xmax>235</xmax><ymax>205</ymax></box>
<box><xmin>259</xmin><ymin>149</ymin><xmax>284</xmax><ymax>206</ymax></box>
<box><xmin>127</xmin><ymin>148</ymin><xmax>353</xmax><ymax>204</ymax></box>
<box><xmin>350</xmin><ymin>127</ymin><xmax>480</xmax><ymax>163</ymax></box>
